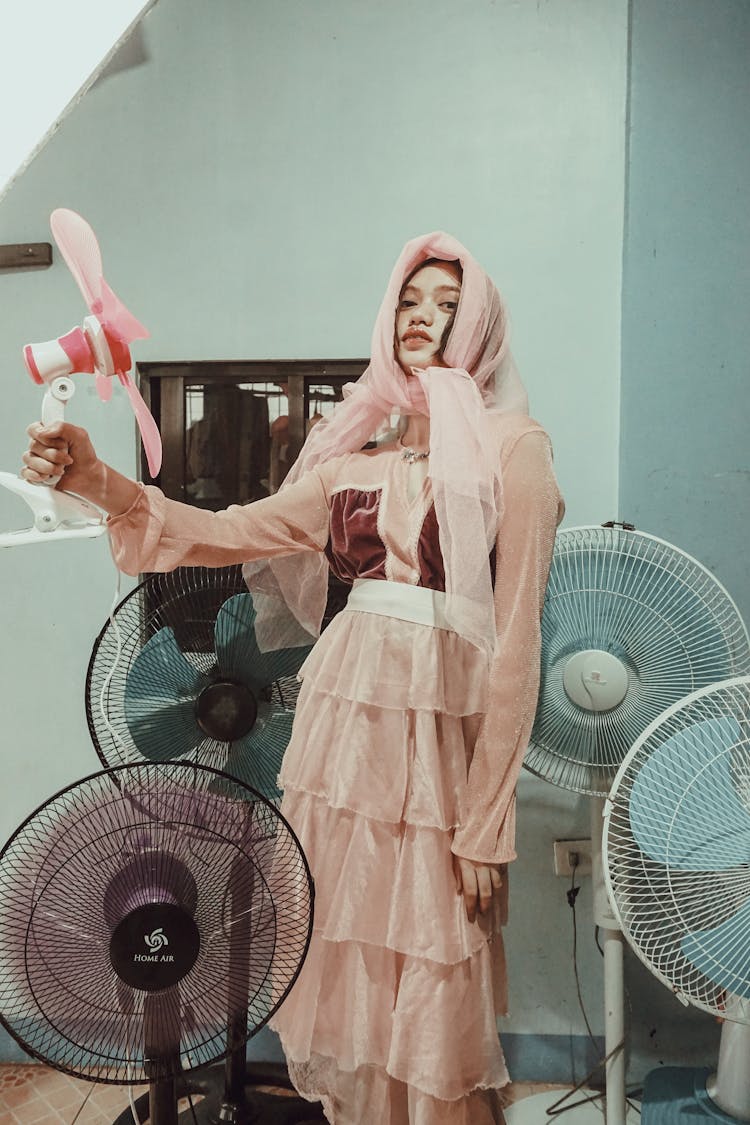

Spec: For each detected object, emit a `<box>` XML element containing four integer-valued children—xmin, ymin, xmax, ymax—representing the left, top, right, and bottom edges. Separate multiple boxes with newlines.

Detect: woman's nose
<box><xmin>410</xmin><ymin>301</ymin><xmax>433</xmax><ymax>324</ymax></box>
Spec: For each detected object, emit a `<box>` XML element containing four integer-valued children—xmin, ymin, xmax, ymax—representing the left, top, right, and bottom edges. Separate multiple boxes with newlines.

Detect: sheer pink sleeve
<box><xmin>107</xmin><ymin>470</ymin><xmax>331</xmax><ymax>576</ymax></box>
<box><xmin>450</xmin><ymin>427</ymin><xmax>563</xmax><ymax>865</ymax></box>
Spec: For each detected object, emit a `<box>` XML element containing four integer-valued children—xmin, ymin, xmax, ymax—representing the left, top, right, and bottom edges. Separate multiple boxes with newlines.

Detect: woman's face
<box><xmin>395</xmin><ymin>262</ymin><xmax>461</xmax><ymax>373</ymax></box>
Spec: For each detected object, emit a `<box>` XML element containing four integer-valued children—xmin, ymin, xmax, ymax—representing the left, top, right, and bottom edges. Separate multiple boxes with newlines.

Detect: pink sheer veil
<box><xmin>244</xmin><ymin>231</ymin><xmax>528</xmax><ymax>657</ymax></box>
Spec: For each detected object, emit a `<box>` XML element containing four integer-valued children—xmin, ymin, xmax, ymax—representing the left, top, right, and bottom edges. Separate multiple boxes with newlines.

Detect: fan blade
<box><xmin>215</xmin><ymin>594</ymin><xmax>311</xmax><ymax>690</ymax></box>
<box><xmin>124</xmin><ymin>628</ymin><xmax>206</xmax><ymax>761</ymax></box>
<box><xmin>50</xmin><ymin>209</ymin><xmax>104</xmax><ymax>312</ymax></box>
<box><xmin>682</xmin><ymin>898</ymin><xmax>750</xmax><ymax>999</ymax></box>
<box><xmin>221</xmin><ymin>706</ymin><xmax>294</xmax><ymax>802</ymax></box>
<box><xmin>118</xmin><ymin>372</ymin><xmax>163</xmax><ymax>477</ymax></box>
<box><xmin>96</xmin><ymin>372</ymin><xmax>113</xmax><ymax>402</ymax></box>
<box><xmin>630</xmin><ymin>717</ymin><xmax>750</xmax><ymax>870</ymax></box>
<box><xmin>99</xmin><ymin>278</ymin><xmax>150</xmax><ymax>344</ymax></box>
<box><xmin>214</xmin><ymin>594</ymin><xmax>262</xmax><ymax>688</ymax></box>
<box><xmin>259</xmin><ymin>638</ymin><xmax>313</xmax><ymax>684</ymax></box>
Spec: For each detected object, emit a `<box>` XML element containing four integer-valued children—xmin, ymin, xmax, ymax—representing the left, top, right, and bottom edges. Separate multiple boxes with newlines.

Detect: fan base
<box><xmin>504</xmin><ymin>1087</ymin><xmax>640</xmax><ymax>1122</ymax></box>
<box><xmin>642</xmin><ymin>1067</ymin><xmax>742</xmax><ymax>1123</ymax></box>
<box><xmin>111</xmin><ymin>1062</ymin><xmax>325</xmax><ymax>1124</ymax></box>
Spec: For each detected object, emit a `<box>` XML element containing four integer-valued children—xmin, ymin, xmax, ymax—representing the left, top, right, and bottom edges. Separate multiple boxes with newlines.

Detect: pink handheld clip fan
<box><xmin>0</xmin><ymin>209</ymin><xmax>162</xmax><ymax>548</ymax></box>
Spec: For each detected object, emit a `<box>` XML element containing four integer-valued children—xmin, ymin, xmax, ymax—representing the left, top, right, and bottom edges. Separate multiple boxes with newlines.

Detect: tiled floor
<box><xmin>0</xmin><ymin>1064</ymin><xmax>564</xmax><ymax>1123</ymax></box>
<box><xmin>0</xmin><ymin>1064</ymin><xmax>138</xmax><ymax>1124</ymax></box>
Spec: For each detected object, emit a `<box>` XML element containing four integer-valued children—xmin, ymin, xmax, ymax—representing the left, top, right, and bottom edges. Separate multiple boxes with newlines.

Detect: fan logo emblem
<box><xmin>132</xmin><ymin>927</ymin><xmax>175</xmax><ymax>964</ymax></box>
<box><xmin>144</xmin><ymin>928</ymin><xmax>168</xmax><ymax>953</ymax></box>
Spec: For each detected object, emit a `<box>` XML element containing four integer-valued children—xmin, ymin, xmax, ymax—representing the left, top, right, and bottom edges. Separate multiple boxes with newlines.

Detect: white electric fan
<box><xmin>604</xmin><ymin>676</ymin><xmax>750</xmax><ymax>1123</ymax></box>
<box><xmin>518</xmin><ymin>524</ymin><xmax>750</xmax><ymax>1125</ymax></box>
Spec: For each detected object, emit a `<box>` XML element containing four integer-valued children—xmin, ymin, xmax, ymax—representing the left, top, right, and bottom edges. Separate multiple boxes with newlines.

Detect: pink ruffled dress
<box><xmin>108</xmin><ymin>413</ymin><xmax>562</xmax><ymax>1125</ymax></box>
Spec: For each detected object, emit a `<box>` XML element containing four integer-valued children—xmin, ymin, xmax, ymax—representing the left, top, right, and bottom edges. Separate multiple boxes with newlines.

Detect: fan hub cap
<box><xmin>563</xmin><ymin>649</ymin><xmax>629</xmax><ymax>712</ymax></box>
<box><xmin>109</xmin><ymin>902</ymin><xmax>200</xmax><ymax>991</ymax></box>
<box><xmin>196</xmin><ymin>679</ymin><xmax>258</xmax><ymax>741</ymax></box>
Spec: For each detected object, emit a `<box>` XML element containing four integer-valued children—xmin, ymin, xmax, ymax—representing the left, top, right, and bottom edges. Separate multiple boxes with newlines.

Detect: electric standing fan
<box><xmin>0</xmin><ymin>760</ymin><xmax>319</xmax><ymax>1124</ymax></box>
<box><xmin>84</xmin><ymin>563</ymin><xmax>324</xmax><ymax>1120</ymax></box>
<box><xmin>604</xmin><ymin>675</ymin><xmax>750</xmax><ymax>1123</ymax></box>
<box><xmin>525</xmin><ymin>525</ymin><xmax>750</xmax><ymax>1125</ymax></box>
<box><xmin>86</xmin><ymin>565</ymin><xmax>312</xmax><ymax>804</ymax></box>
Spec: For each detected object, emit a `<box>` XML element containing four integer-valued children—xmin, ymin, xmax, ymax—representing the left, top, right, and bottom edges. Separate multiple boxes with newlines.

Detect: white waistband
<box><xmin>345</xmin><ymin>578</ymin><xmax>452</xmax><ymax>631</ymax></box>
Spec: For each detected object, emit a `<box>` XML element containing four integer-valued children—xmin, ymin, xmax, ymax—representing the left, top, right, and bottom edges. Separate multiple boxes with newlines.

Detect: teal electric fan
<box><xmin>86</xmin><ymin>564</ymin><xmax>312</xmax><ymax>804</ymax></box>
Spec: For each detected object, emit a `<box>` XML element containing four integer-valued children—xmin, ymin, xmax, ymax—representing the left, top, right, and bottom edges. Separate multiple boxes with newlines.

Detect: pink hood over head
<box><xmin>245</xmin><ymin>232</ymin><xmax>529</xmax><ymax>657</ymax></box>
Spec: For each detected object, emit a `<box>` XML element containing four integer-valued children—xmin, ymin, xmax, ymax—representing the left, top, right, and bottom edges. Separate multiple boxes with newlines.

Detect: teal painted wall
<box><xmin>614</xmin><ymin>0</ymin><xmax>750</xmax><ymax>1084</ymax></box>
<box><xmin>620</xmin><ymin>0</ymin><xmax>750</xmax><ymax>626</ymax></box>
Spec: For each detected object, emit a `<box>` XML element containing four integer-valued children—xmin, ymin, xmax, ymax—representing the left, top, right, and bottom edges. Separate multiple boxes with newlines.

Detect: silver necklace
<box><xmin>401</xmin><ymin>447</ymin><xmax>429</xmax><ymax>464</ymax></box>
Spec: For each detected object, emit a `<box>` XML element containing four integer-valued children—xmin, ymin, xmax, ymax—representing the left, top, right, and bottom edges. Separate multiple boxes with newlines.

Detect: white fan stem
<box><xmin>708</xmin><ymin>1011</ymin><xmax>750</xmax><ymax>1121</ymax></box>
<box><xmin>592</xmin><ymin>797</ymin><xmax>627</xmax><ymax>1125</ymax></box>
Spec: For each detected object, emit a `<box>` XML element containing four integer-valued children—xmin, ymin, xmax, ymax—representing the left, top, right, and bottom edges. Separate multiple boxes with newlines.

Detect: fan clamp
<box><xmin>563</xmin><ymin>649</ymin><xmax>629</xmax><ymax>712</ymax></box>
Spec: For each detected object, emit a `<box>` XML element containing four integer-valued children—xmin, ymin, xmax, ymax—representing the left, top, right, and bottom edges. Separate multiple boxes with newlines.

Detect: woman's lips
<box><xmin>403</xmin><ymin>333</ymin><xmax>432</xmax><ymax>348</ymax></box>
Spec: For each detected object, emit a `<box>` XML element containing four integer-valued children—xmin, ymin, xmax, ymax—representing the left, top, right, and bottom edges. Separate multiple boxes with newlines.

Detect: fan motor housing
<box><xmin>196</xmin><ymin>678</ymin><xmax>258</xmax><ymax>741</ymax></box>
<box><xmin>562</xmin><ymin>649</ymin><xmax>629</xmax><ymax>712</ymax></box>
<box><xmin>110</xmin><ymin>903</ymin><xmax>200</xmax><ymax>991</ymax></box>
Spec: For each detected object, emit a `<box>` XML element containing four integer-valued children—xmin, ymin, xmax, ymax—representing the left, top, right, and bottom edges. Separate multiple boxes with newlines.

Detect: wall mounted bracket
<box><xmin>0</xmin><ymin>243</ymin><xmax>52</xmax><ymax>270</ymax></box>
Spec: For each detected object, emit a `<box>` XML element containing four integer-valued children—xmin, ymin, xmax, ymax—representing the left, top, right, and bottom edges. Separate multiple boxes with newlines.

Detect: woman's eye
<box><xmin>399</xmin><ymin>300</ymin><xmax>417</xmax><ymax>309</ymax></box>
<box><xmin>441</xmin><ymin>302</ymin><xmax>458</xmax><ymax>311</ymax></box>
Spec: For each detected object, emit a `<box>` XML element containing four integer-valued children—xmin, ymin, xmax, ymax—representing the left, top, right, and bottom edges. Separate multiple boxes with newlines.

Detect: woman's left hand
<box><xmin>452</xmin><ymin>855</ymin><xmax>503</xmax><ymax>924</ymax></box>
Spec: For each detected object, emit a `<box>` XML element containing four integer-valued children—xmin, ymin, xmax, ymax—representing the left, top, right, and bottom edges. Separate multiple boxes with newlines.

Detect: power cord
<box><xmin>69</xmin><ymin>1084</ymin><xmax>94</xmax><ymax>1124</ymax></box>
<box><xmin>99</xmin><ymin>530</ymin><xmax>127</xmax><ymax>758</ymax></box>
<box><xmin>544</xmin><ymin>857</ymin><xmax>642</xmax><ymax>1118</ymax></box>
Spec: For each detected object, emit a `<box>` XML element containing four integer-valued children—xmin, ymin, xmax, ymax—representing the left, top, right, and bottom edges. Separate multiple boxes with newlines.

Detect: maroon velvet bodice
<box><xmin>325</xmin><ymin>487</ymin><xmax>446</xmax><ymax>590</ymax></box>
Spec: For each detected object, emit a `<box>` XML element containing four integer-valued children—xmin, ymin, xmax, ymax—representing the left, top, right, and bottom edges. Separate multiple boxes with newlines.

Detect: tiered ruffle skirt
<box><xmin>271</xmin><ymin>608</ymin><xmax>510</xmax><ymax>1124</ymax></box>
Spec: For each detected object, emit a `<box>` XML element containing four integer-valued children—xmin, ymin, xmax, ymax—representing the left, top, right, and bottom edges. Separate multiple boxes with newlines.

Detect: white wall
<box><xmin>0</xmin><ymin>0</ymin><xmax>628</xmax><ymax>1060</ymax></box>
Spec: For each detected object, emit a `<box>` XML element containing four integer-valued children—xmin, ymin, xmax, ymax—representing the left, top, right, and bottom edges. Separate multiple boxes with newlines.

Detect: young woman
<box><xmin>23</xmin><ymin>232</ymin><xmax>563</xmax><ymax>1125</ymax></box>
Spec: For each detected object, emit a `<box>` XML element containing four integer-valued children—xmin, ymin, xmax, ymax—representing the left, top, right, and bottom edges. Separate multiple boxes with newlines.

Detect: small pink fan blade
<box><xmin>50</xmin><ymin>209</ymin><xmax>104</xmax><ymax>312</ymax></box>
<box><xmin>119</xmin><ymin>372</ymin><xmax>162</xmax><ymax>477</ymax></box>
<box><xmin>99</xmin><ymin>279</ymin><xmax>150</xmax><ymax>344</ymax></box>
<box><xmin>96</xmin><ymin>373</ymin><xmax>113</xmax><ymax>402</ymax></box>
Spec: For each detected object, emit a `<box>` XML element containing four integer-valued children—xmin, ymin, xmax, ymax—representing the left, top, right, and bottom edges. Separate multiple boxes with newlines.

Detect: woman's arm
<box><xmin>22</xmin><ymin>421</ymin><xmax>331</xmax><ymax>575</ymax></box>
<box><xmin>107</xmin><ymin>476</ymin><xmax>329</xmax><ymax>575</ymax></box>
<box><xmin>450</xmin><ymin>427</ymin><xmax>563</xmax><ymax>867</ymax></box>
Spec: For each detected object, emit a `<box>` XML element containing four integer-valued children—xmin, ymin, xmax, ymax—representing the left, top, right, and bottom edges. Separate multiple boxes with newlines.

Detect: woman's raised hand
<box><xmin>22</xmin><ymin>421</ymin><xmax>100</xmax><ymax>495</ymax></box>
<box><xmin>22</xmin><ymin>421</ymin><xmax>142</xmax><ymax>517</ymax></box>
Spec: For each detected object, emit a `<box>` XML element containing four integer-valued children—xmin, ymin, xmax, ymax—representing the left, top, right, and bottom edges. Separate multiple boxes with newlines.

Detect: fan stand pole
<box><xmin>148</xmin><ymin>1078</ymin><xmax>179</xmax><ymax>1125</ymax></box>
<box><xmin>592</xmin><ymin>797</ymin><xmax>627</xmax><ymax>1125</ymax></box>
<box><xmin>707</xmin><ymin>1005</ymin><xmax>750</xmax><ymax>1121</ymax></box>
<box><xmin>145</xmin><ymin>992</ymin><xmax>180</xmax><ymax>1125</ymax></box>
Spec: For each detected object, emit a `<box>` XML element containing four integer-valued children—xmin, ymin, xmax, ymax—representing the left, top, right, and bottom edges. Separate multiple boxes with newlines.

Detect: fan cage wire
<box><xmin>526</xmin><ymin>526</ymin><xmax>750</xmax><ymax>795</ymax></box>
<box><xmin>85</xmin><ymin>565</ymin><xmax>304</xmax><ymax>796</ymax></box>
<box><xmin>0</xmin><ymin>760</ymin><xmax>314</xmax><ymax>1084</ymax></box>
<box><xmin>603</xmin><ymin>677</ymin><xmax>750</xmax><ymax>1021</ymax></box>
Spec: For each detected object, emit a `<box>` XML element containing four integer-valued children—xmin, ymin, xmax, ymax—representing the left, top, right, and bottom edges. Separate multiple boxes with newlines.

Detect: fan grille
<box><xmin>604</xmin><ymin>677</ymin><xmax>750</xmax><ymax>1021</ymax></box>
<box><xmin>527</xmin><ymin>526</ymin><xmax>750</xmax><ymax>794</ymax></box>
<box><xmin>0</xmin><ymin>762</ymin><xmax>313</xmax><ymax>1082</ymax></box>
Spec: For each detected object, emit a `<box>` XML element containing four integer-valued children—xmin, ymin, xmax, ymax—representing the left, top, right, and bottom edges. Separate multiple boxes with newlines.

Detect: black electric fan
<box><xmin>0</xmin><ymin>761</ymin><xmax>319</xmax><ymax>1124</ymax></box>
<box><xmin>84</xmin><ymin>564</ymin><xmax>326</xmax><ymax>1121</ymax></box>
<box><xmin>86</xmin><ymin>565</ymin><xmax>313</xmax><ymax>803</ymax></box>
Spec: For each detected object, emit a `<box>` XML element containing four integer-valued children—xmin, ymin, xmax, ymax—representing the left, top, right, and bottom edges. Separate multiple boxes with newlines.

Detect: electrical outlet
<box><xmin>553</xmin><ymin>838</ymin><xmax>593</xmax><ymax>877</ymax></box>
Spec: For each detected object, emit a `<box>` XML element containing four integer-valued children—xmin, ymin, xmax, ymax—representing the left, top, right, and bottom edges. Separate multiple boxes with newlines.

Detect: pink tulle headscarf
<box><xmin>244</xmin><ymin>231</ymin><xmax>528</xmax><ymax>658</ymax></box>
